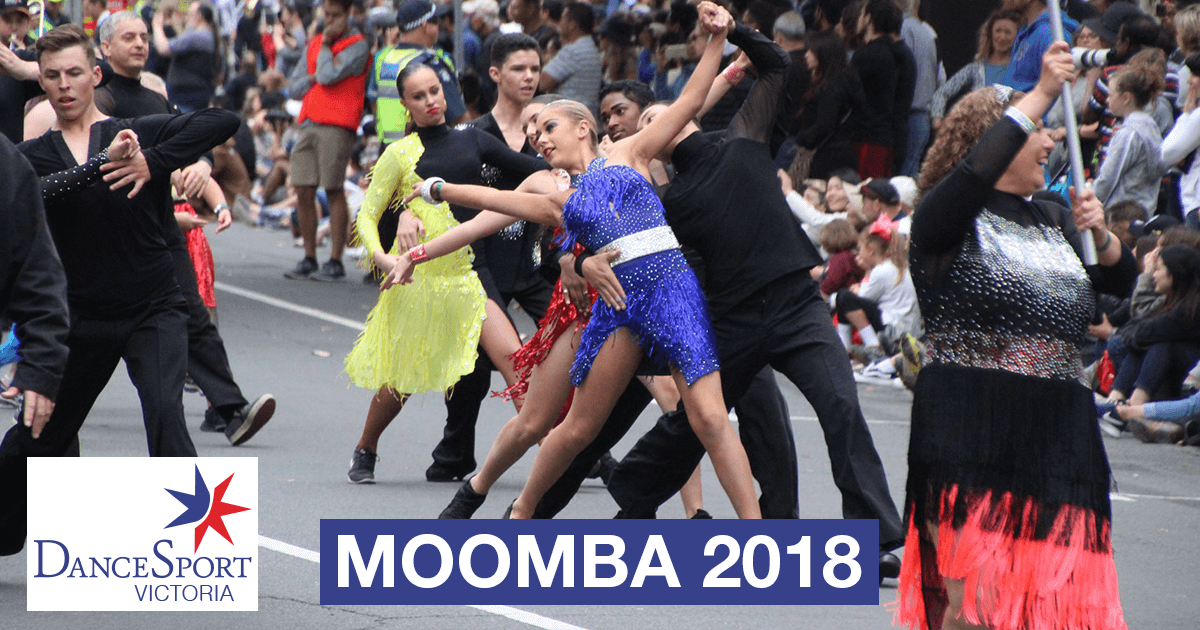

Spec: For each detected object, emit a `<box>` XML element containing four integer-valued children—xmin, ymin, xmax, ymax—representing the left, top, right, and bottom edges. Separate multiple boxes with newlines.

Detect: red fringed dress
<box><xmin>897</xmin><ymin>114</ymin><xmax>1135</xmax><ymax>630</ymax></box>
<box><xmin>176</xmin><ymin>202</ymin><xmax>216</xmax><ymax>308</ymax></box>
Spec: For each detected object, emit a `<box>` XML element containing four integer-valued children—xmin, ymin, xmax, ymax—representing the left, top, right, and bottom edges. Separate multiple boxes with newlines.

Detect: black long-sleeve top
<box><xmin>19</xmin><ymin>110</ymin><xmax>240</xmax><ymax>318</ymax></box>
<box><xmin>849</xmin><ymin>38</ymin><xmax>898</xmax><ymax>148</ymax></box>
<box><xmin>911</xmin><ymin>115</ymin><xmax>1137</xmax><ymax>383</ymax></box>
<box><xmin>793</xmin><ymin>70</ymin><xmax>865</xmax><ymax>153</ymax></box>
<box><xmin>471</xmin><ymin>112</ymin><xmax>551</xmax><ymax>294</ymax></box>
<box><xmin>94</xmin><ymin>72</ymin><xmax>219</xmax><ymax>255</ymax></box>
<box><xmin>94</xmin><ymin>73</ymin><xmax>216</xmax><ymax>205</ymax></box>
<box><xmin>662</xmin><ymin>24</ymin><xmax>823</xmax><ymax>320</ymax></box>
<box><xmin>1130</xmin><ymin>311</ymin><xmax>1200</xmax><ymax>349</ymax></box>
<box><xmin>412</xmin><ymin>122</ymin><xmax>547</xmax><ymax>272</ymax></box>
<box><xmin>0</xmin><ymin>135</ymin><xmax>69</xmax><ymax>399</ymax></box>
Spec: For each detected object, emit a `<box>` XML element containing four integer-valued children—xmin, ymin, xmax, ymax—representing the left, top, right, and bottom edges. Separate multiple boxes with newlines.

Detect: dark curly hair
<box><xmin>917</xmin><ymin>86</ymin><xmax>1018</xmax><ymax>196</ymax></box>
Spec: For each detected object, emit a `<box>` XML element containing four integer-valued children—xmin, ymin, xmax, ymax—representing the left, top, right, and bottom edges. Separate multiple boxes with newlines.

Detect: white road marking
<box><xmin>465</xmin><ymin>605</ymin><xmax>587</xmax><ymax>630</ymax></box>
<box><xmin>258</xmin><ymin>534</ymin><xmax>321</xmax><ymax>563</ymax></box>
<box><xmin>1114</xmin><ymin>492</ymin><xmax>1200</xmax><ymax>502</ymax></box>
<box><xmin>215</xmin><ymin>281</ymin><xmax>366</xmax><ymax>331</ymax></box>
<box><xmin>791</xmin><ymin>415</ymin><xmax>909</xmax><ymax>427</ymax></box>
<box><xmin>256</xmin><ymin>535</ymin><xmax>587</xmax><ymax>630</ymax></box>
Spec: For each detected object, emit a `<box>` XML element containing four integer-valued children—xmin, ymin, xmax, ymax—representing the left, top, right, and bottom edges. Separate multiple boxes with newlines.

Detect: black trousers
<box><xmin>1</xmin><ymin>292</ymin><xmax>196</xmax><ymax>459</ymax></box>
<box><xmin>607</xmin><ymin>274</ymin><xmax>905</xmax><ymax>548</ymax></box>
<box><xmin>834</xmin><ymin>289</ymin><xmax>885</xmax><ymax>334</ymax></box>
<box><xmin>170</xmin><ymin>244</ymin><xmax>248</xmax><ymax>417</ymax></box>
<box><xmin>430</xmin><ymin>276</ymin><xmax>552</xmax><ymax>474</ymax></box>
<box><xmin>0</xmin><ymin>293</ymin><xmax>194</xmax><ymax>553</ymax></box>
<box><xmin>533</xmin><ymin>365</ymin><xmax>789</xmax><ymax>518</ymax></box>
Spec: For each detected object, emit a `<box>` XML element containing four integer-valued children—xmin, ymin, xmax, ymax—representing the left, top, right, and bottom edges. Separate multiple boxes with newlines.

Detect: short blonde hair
<box><xmin>543</xmin><ymin>99</ymin><xmax>600</xmax><ymax>150</ymax></box>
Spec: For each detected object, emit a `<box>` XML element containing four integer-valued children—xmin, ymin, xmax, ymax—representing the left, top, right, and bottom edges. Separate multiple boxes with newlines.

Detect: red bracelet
<box><xmin>724</xmin><ymin>65</ymin><xmax>746</xmax><ymax>85</ymax></box>
<box><xmin>407</xmin><ymin>244</ymin><xmax>429</xmax><ymax>264</ymax></box>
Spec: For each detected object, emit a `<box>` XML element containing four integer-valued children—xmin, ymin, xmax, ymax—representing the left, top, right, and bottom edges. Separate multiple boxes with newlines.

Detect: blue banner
<box><xmin>320</xmin><ymin>519</ymin><xmax>878</xmax><ymax>605</ymax></box>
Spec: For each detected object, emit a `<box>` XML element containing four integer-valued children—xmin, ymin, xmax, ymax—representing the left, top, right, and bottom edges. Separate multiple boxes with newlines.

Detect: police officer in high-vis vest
<box><xmin>371</xmin><ymin>0</ymin><xmax>467</xmax><ymax>145</ymax></box>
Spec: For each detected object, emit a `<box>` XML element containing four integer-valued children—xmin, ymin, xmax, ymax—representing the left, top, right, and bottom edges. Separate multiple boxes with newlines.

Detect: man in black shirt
<box><xmin>95</xmin><ymin>12</ymin><xmax>276</xmax><ymax>446</ymax></box>
<box><xmin>0</xmin><ymin>133</ymin><xmax>70</xmax><ymax>556</ymax></box>
<box><xmin>3</xmin><ymin>26</ymin><xmax>239</xmax><ymax>464</ymax></box>
<box><xmin>590</xmin><ymin>23</ymin><xmax>905</xmax><ymax>575</ymax></box>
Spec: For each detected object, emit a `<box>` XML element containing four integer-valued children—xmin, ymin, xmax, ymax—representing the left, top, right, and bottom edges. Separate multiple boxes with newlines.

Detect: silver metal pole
<box><xmin>1047</xmin><ymin>0</ymin><xmax>1098</xmax><ymax>265</ymax></box>
<box><xmin>453</xmin><ymin>0</ymin><xmax>464</xmax><ymax>74</ymax></box>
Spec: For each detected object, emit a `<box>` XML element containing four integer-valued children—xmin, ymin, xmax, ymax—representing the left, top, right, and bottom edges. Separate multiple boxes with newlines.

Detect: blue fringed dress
<box><xmin>560</xmin><ymin>158</ymin><xmax>720</xmax><ymax>386</ymax></box>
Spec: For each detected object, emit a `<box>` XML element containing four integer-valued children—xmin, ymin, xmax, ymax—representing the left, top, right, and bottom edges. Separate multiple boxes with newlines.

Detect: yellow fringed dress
<box><xmin>344</xmin><ymin>135</ymin><xmax>487</xmax><ymax>393</ymax></box>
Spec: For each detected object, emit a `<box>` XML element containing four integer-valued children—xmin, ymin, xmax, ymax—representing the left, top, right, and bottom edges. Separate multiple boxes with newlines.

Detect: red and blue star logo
<box><xmin>165</xmin><ymin>465</ymin><xmax>250</xmax><ymax>552</ymax></box>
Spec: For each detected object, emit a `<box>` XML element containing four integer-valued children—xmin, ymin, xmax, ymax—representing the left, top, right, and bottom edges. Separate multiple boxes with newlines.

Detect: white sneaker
<box><xmin>1099</xmin><ymin>411</ymin><xmax>1126</xmax><ymax>438</ymax></box>
<box><xmin>856</xmin><ymin>360</ymin><xmax>902</xmax><ymax>387</ymax></box>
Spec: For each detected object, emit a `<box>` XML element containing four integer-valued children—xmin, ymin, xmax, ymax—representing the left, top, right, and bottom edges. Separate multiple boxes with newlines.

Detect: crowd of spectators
<box><xmin>5</xmin><ymin>0</ymin><xmax>1200</xmax><ymax>448</ymax></box>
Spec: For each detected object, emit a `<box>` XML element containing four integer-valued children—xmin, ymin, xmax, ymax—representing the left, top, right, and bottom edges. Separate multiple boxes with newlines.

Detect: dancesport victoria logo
<box><xmin>166</xmin><ymin>465</ymin><xmax>251</xmax><ymax>553</ymax></box>
<box><xmin>27</xmin><ymin>458</ymin><xmax>259</xmax><ymax>611</ymax></box>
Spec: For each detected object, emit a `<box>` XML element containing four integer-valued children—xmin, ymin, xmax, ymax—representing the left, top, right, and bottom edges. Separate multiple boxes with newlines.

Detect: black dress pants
<box><xmin>607</xmin><ymin>274</ymin><xmax>905</xmax><ymax>548</ymax></box>
<box><xmin>431</xmin><ymin>277</ymin><xmax>552</xmax><ymax>474</ymax></box>
<box><xmin>1</xmin><ymin>292</ymin><xmax>195</xmax><ymax>458</ymax></box>
<box><xmin>0</xmin><ymin>293</ymin><xmax>195</xmax><ymax>554</ymax></box>
<box><xmin>533</xmin><ymin>366</ymin><xmax>789</xmax><ymax>518</ymax></box>
<box><xmin>170</xmin><ymin>244</ymin><xmax>248</xmax><ymax>417</ymax></box>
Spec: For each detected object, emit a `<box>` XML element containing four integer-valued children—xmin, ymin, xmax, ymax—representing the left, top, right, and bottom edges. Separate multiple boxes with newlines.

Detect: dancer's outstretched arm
<box><xmin>621</xmin><ymin>2</ymin><xmax>730</xmax><ymax>166</ymax></box>
<box><xmin>403</xmin><ymin>179</ymin><xmax>570</xmax><ymax>227</ymax></box>
<box><xmin>383</xmin><ymin>170</ymin><xmax>564</xmax><ymax>288</ymax></box>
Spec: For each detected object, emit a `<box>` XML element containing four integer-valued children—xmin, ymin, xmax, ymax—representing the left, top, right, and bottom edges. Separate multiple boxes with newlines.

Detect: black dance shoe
<box><xmin>438</xmin><ymin>479</ymin><xmax>487</xmax><ymax>519</ymax></box>
<box><xmin>425</xmin><ymin>463</ymin><xmax>473</xmax><ymax>483</ymax></box>
<box><xmin>879</xmin><ymin>550</ymin><xmax>902</xmax><ymax>584</ymax></box>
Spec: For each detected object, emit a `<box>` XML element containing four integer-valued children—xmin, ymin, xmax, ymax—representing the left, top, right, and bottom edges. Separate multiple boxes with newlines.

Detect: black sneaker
<box><xmin>312</xmin><ymin>259</ymin><xmax>345</xmax><ymax>282</ymax></box>
<box><xmin>690</xmin><ymin>508</ymin><xmax>712</xmax><ymax>519</ymax></box>
<box><xmin>200</xmin><ymin>406</ymin><xmax>227</xmax><ymax>433</ymax></box>
<box><xmin>348</xmin><ymin>448</ymin><xmax>379</xmax><ymax>484</ymax></box>
<box><xmin>224</xmin><ymin>394</ymin><xmax>276</xmax><ymax>446</ymax></box>
<box><xmin>284</xmin><ymin>256</ymin><xmax>318</xmax><ymax>279</ymax></box>
<box><xmin>438</xmin><ymin>479</ymin><xmax>487</xmax><ymax>518</ymax></box>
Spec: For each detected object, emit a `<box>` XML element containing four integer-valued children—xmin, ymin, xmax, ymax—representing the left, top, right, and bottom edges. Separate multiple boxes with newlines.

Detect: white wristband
<box><xmin>1004</xmin><ymin>107</ymin><xmax>1037</xmax><ymax>135</ymax></box>
<box><xmin>420</xmin><ymin>177</ymin><xmax>446</xmax><ymax>204</ymax></box>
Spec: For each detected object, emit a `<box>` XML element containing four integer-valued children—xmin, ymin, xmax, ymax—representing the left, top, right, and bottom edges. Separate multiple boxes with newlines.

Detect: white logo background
<box><xmin>27</xmin><ymin>457</ymin><xmax>258</xmax><ymax>611</ymax></box>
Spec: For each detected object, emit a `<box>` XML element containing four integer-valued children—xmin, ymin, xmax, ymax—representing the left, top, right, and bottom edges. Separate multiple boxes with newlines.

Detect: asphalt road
<box><xmin>2</xmin><ymin>224</ymin><xmax>1197</xmax><ymax>629</ymax></box>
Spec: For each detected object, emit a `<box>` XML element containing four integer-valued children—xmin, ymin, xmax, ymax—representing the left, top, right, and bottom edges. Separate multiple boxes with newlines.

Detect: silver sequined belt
<box><xmin>597</xmin><ymin>226</ymin><xmax>681</xmax><ymax>267</ymax></box>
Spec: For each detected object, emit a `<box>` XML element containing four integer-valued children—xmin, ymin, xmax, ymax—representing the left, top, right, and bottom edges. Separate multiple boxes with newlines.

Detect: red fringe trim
<box><xmin>892</xmin><ymin>485</ymin><xmax>1126</xmax><ymax>630</ymax></box>
<box><xmin>492</xmin><ymin>247</ymin><xmax>598</xmax><ymax>426</ymax></box>
<box><xmin>177</xmin><ymin>202</ymin><xmax>216</xmax><ymax>308</ymax></box>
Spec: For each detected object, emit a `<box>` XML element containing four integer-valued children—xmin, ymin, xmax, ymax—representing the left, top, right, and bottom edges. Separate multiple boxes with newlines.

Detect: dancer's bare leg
<box><xmin>509</xmin><ymin>329</ymin><xmax>645</xmax><ymax>518</ymax></box>
<box><xmin>479</xmin><ymin>299</ymin><xmax>523</xmax><ymax>396</ymax></box>
<box><xmin>470</xmin><ymin>328</ymin><xmax>581</xmax><ymax>495</ymax></box>
<box><xmin>355</xmin><ymin>387</ymin><xmax>409</xmax><ymax>452</ymax></box>
<box><xmin>672</xmin><ymin>370</ymin><xmax>761</xmax><ymax>519</ymax></box>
